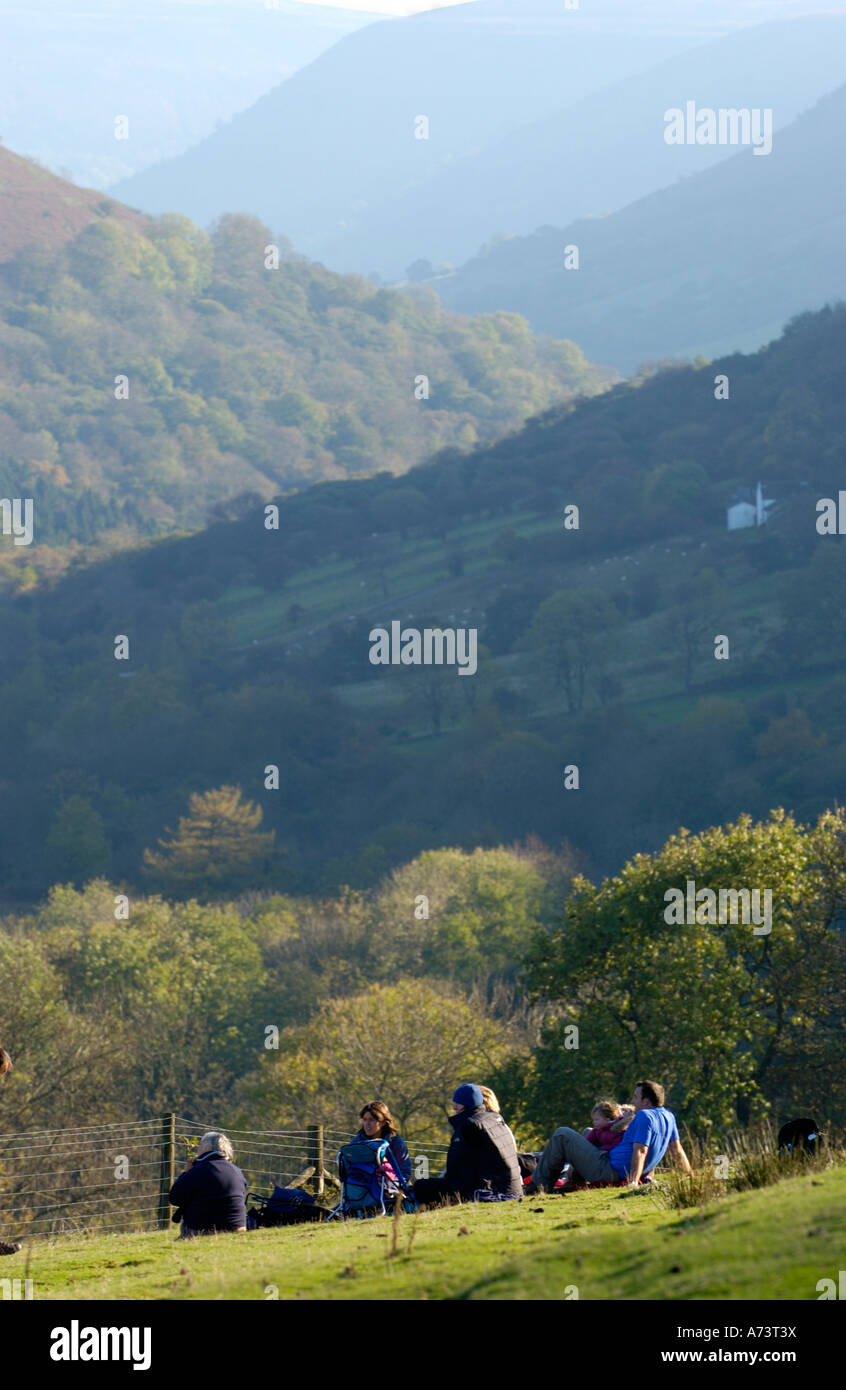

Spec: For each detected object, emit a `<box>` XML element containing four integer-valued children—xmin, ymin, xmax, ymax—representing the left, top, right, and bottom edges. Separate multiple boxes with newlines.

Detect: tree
<box><xmin>664</xmin><ymin>576</ymin><xmax>720</xmax><ymax>692</ymax></box>
<box><xmin>524</xmin><ymin>809</ymin><xmax>846</xmax><ymax>1136</ymax></box>
<box><xmin>235</xmin><ymin>979</ymin><xmax>510</xmax><ymax>1138</ymax></box>
<box><xmin>372</xmin><ymin>844</ymin><xmax>568</xmax><ymax>984</ymax></box>
<box><xmin>370</xmin><ymin>487</ymin><xmax>430</xmax><ymax>539</ymax></box>
<box><xmin>142</xmin><ymin>785</ymin><xmax>275</xmax><ymax>895</ymax></box>
<box><xmin>402</xmin><ymin>657</ymin><xmax>458</xmax><ymax>736</ymax></box>
<box><xmin>64</xmin><ymin>895</ymin><xmax>267</xmax><ymax>1117</ymax></box>
<box><xmin>526</xmin><ymin>588</ymin><xmax>619</xmax><ymax>712</ymax></box>
<box><xmin>405</xmin><ymin>259</ymin><xmax>435</xmax><ymax>283</ymax></box>
<box><xmin>0</xmin><ymin>932</ymin><xmax>125</xmax><ymax>1132</ymax></box>
<box><xmin>44</xmin><ymin>795</ymin><xmax>111</xmax><ymax>885</ymax></box>
<box><xmin>642</xmin><ymin>458</ymin><xmax>709</xmax><ymax>519</ymax></box>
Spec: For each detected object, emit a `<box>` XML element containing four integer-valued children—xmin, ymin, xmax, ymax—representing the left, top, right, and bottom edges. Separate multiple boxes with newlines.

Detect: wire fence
<box><xmin>0</xmin><ymin>1115</ymin><xmax>450</xmax><ymax>1240</ymax></box>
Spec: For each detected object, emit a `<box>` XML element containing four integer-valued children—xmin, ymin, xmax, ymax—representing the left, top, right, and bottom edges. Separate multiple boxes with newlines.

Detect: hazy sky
<box><xmin>299</xmin><ymin>0</ymin><xmax>471</xmax><ymax>13</ymax></box>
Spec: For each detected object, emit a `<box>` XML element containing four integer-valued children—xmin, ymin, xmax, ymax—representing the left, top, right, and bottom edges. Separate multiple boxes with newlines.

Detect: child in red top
<box><xmin>585</xmin><ymin>1100</ymin><xmax>635</xmax><ymax>1153</ymax></box>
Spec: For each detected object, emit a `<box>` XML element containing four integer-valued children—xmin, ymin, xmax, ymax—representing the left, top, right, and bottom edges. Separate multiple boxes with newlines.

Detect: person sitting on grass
<box><xmin>412</xmin><ymin>1083</ymin><xmax>523</xmax><ymax>1207</ymax></box>
<box><xmin>355</xmin><ymin>1101</ymin><xmax>411</xmax><ymax>1195</ymax></box>
<box><xmin>0</xmin><ymin>1047</ymin><xmax>22</xmax><ymax>1257</ymax></box>
<box><xmin>482</xmin><ymin>1084</ymin><xmax>540</xmax><ymax>1188</ymax></box>
<box><xmin>169</xmin><ymin>1131</ymin><xmax>248</xmax><ymax>1238</ymax></box>
<box><xmin>526</xmin><ymin>1080</ymin><xmax>692</xmax><ymax>1194</ymax></box>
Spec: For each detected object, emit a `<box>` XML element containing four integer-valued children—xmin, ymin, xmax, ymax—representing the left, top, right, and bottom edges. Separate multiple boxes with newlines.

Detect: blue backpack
<box><xmin>330</xmin><ymin>1138</ymin><xmax>411</xmax><ymax>1219</ymax></box>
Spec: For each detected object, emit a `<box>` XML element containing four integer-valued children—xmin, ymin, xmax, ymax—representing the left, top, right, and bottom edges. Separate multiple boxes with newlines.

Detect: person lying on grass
<box><xmin>169</xmin><ymin>1131</ymin><xmax>248</xmax><ymax>1238</ymax></box>
<box><xmin>526</xmin><ymin>1079</ymin><xmax>692</xmax><ymax>1194</ymax></box>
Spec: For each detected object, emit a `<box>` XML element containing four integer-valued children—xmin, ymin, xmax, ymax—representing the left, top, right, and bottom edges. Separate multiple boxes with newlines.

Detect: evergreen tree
<box><xmin>142</xmin><ymin>785</ymin><xmax>275</xmax><ymax>895</ymax></box>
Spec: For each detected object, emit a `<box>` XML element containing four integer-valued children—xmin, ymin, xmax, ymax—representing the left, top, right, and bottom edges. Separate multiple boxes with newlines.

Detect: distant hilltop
<box><xmin>0</xmin><ymin>148</ymin><xmax>146</xmax><ymax>265</ymax></box>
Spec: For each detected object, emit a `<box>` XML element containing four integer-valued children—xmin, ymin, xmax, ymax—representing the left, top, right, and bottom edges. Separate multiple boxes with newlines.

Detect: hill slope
<box><xmin>13</xmin><ymin>1168</ymin><xmax>846</xmax><ymax>1300</ymax></box>
<box><xmin>435</xmin><ymin>80</ymin><xmax>846</xmax><ymax>371</ymax></box>
<box><xmin>0</xmin><ymin>148</ymin><xmax>147</xmax><ymax>263</ymax></box>
<box><xmin>318</xmin><ymin>13</ymin><xmax>846</xmax><ymax>278</ymax></box>
<box><xmin>2</xmin><ymin>304</ymin><xmax>846</xmax><ymax>899</ymax></box>
<box><xmin>108</xmin><ymin>0</ymin><xmax>777</xmax><ymax>265</ymax></box>
<box><xmin>0</xmin><ymin>0</ymin><xmax>373</xmax><ymax>188</ymax></box>
<box><xmin>0</xmin><ymin>153</ymin><xmax>609</xmax><ymax>552</ymax></box>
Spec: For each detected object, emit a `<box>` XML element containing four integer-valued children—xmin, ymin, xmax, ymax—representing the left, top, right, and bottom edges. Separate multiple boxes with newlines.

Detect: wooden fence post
<box><xmin>157</xmin><ymin>1112</ymin><xmax>176</xmax><ymax>1230</ymax></box>
<box><xmin>307</xmin><ymin>1124</ymin><xmax>325</xmax><ymax>1197</ymax></box>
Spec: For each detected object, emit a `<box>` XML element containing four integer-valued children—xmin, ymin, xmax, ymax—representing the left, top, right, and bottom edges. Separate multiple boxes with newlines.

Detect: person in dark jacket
<box><xmin>355</xmin><ymin>1101</ymin><xmax>411</xmax><ymax>1188</ymax></box>
<box><xmin>169</xmin><ymin>1131</ymin><xmax>248</xmax><ymax>1237</ymax></box>
<box><xmin>413</xmin><ymin>1084</ymin><xmax>523</xmax><ymax>1207</ymax></box>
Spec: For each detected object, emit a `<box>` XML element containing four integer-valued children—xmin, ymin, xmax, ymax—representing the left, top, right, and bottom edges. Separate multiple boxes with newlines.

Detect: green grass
<box><xmin>9</xmin><ymin>1168</ymin><xmax>845</xmax><ymax>1301</ymax></box>
<box><xmin>216</xmin><ymin>500</ymin><xmax>832</xmax><ymax>752</ymax></box>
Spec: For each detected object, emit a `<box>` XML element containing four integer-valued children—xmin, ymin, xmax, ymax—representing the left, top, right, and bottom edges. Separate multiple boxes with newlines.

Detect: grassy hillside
<box><xmin>436</xmin><ymin>79</ymin><xmax>846</xmax><ymax>372</ymax></box>
<box><xmin>13</xmin><ymin>1167</ymin><xmax>845</xmax><ymax>1301</ymax></box>
<box><xmin>1</xmin><ymin>305</ymin><xmax>845</xmax><ymax>899</ymax></box>
<box><xmin>0</xmin><ymin>155</ymin><xmax>609</xmax><ymax>557</ymax></box>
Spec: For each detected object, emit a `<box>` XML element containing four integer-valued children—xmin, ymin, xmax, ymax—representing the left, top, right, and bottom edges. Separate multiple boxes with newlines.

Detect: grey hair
<box><xmin>198</xmin><ymin>1131</ymin><xmax>234</xmax><ymax>1161</ymax></box>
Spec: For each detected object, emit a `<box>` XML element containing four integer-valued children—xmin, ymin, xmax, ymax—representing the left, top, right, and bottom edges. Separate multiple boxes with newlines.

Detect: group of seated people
<box><xmin>169</xmin><ymin>1078</ymin><xmax>692</xmax><ymax>1236</ymax></box>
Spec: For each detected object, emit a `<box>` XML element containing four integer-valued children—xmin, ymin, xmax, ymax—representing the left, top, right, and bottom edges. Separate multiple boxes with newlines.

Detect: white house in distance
<box><xmin>727</xmin><ymin>482</ymin><xmax>778</xmax><ymax>531</ymax></box>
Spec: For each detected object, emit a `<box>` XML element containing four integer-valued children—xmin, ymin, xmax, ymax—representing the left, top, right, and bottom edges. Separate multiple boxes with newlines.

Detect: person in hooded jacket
<box><xmin>412</xmin><ymin>1083</ymin><xmax>523</xmax><ymax>1207</ymax></box>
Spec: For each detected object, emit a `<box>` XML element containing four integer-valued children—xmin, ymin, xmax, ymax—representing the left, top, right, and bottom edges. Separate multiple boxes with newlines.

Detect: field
<box><xmin>10</xmin><ymin>1168</ymin><xmax>845</xmax><ymax>1302</ymax></box>
<box><xmin>220</xmin><ymin>502</ymin><xmax>800</xmax><ymax>742</ymax></box>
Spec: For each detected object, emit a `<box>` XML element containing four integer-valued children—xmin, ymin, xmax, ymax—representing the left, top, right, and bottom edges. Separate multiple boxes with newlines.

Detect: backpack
<box><xmin>330</xmin><ymin>1138</ymin><xmax>412</xmax><ymax>1219</ymax></box>
<box><xmin>247</xmin><ymin>1186</ymin><xmax>327</xmax><ymax>1227</ymax></box>
<box><xmin>777</xmin><ymin>1118</ymin><xmax>822</xmax><ymax>1155</ymax></box>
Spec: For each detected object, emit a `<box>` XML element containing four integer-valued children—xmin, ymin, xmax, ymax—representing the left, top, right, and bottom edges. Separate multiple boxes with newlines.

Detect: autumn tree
<box><xmin>142</xmin><ymin>785</ymin><xmax>275</xmax><ymax>896</ymax></box>
<box><xmin>236</xmin><ymin>979</ymin><xmax>511</xmax><ymax>1139</ymax></box>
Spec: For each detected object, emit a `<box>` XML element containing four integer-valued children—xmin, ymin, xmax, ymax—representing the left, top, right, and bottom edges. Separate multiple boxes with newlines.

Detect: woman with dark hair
<box><xmin>0</xmin><ymin>1047</ymin><xmax>22</xmax><ymax>1256</ymax></box>
<box><xmin>354</xmin><ymin>1101</ymin><xmax>411</xmax><ymax>1188</ymax></box>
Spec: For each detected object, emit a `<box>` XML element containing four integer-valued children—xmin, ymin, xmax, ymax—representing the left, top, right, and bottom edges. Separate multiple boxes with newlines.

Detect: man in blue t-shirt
<box><xmin>529</xmin><ymin>1079</ymin><xmax>692</xmax><ymax>1193</ymax></box>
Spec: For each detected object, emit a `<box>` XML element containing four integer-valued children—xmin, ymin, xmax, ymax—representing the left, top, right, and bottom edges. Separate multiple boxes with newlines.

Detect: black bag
<box><xmin>777</xmin><ymin>1118</ymin><xmax>821</xmax><ymax>1155</ymax></box>
<box><xmin>247</xmin><ymin>1186</ymin><xmax>327</xmax><ymax>1227</ymax></box>
<box><xmin>517</xmin><ymin>1152</ymin><xmax>538</xmax><ymax>1180</ymax></box>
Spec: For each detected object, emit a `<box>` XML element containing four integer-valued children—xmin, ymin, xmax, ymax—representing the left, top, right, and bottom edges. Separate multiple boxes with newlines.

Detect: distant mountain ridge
<box><xmin>434</xmin><ymin>79</ymin><xmax>846</xmax><ymax>371</ymax></box>
<box><xmin>110</xmin><ymin>2</ymin><xmax>846</xmax><ymax>279</ymax></box>
<box><xmin>108</xmin><ymin>0</ymin><xmax>784</xmax><ymax>262</ymax></box>
<box><xmin>320</xmin><ymin>12</ymin><xmax>846</xmax><ymax>277</ymax></box>
<box><xmin>0</xmin><ymin>0</ymin><xmax>373</xmax><ymax>188</ymax></box>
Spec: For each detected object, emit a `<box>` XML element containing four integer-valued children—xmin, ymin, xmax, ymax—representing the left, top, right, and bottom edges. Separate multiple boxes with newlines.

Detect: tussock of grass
<box><xmin>660</xmin><ymin>1123</ymin><xmax>844</xmax><ymax>1211</ymax></box>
